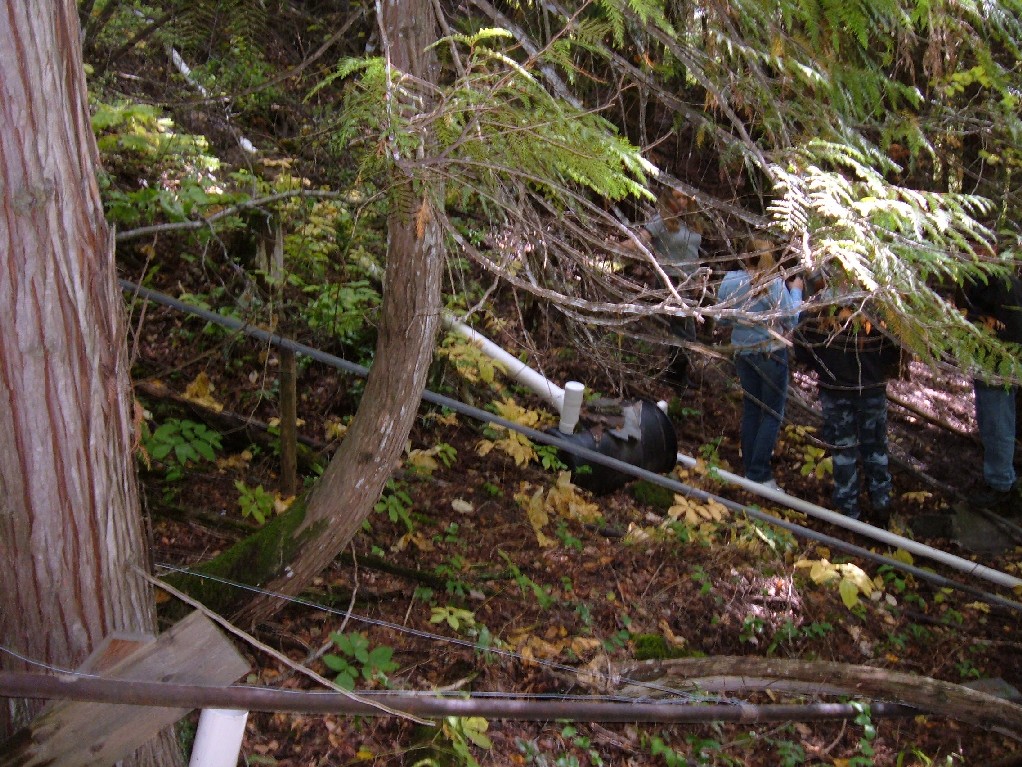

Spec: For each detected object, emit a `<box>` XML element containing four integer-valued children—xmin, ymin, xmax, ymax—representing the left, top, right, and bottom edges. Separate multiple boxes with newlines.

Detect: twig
<box><xmin>116</xmin><ymin>190</ymin><xmax>343</xmax><ymax>243</ymax></box>
<box><xmin>134</xmin><ymin>566</ymin><xmax>429</xmax><ymax>724</ymax></box>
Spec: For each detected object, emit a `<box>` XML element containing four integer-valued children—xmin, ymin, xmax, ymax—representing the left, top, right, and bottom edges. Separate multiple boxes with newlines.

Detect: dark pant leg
<box><xmin>857</xmin><ymin>389</ymin><xmax>892</xmax><ymax>508</ymax></box>
<box><xmin>819</xmin><ymin>389</ymin><xmax>860</xmax><ymax>517</ymax></box>
<box><xmin>735</xmin><ymin>351</ymin><xmax>788</xmax><ymax>483</ymax></box>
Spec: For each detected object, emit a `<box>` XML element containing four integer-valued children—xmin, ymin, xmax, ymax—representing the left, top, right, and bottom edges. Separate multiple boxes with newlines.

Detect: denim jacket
<box><xmin>718</xmin><ymin>269</ymin><xmax>803</xmax><ymax>353</ymax></box>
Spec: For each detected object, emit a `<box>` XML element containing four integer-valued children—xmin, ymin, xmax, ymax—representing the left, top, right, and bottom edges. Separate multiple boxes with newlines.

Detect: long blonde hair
<box><xmin>745</xmin><ymin>237</ymin><xmax>778</xmax><ymax>277</ymax></box>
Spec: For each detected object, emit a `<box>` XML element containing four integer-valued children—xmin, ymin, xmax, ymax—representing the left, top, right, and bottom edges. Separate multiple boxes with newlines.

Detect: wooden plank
<box><xmin>3</xmin><ymin>611</ymin><xmax>250</xmax><ymax>767</ymax></box>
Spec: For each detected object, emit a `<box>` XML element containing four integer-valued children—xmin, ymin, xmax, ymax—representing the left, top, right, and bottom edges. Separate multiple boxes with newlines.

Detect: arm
<box><xmin>777</xmin><ymin>276</ymin><xmax>804</xmax><ymax>331</ymax></box>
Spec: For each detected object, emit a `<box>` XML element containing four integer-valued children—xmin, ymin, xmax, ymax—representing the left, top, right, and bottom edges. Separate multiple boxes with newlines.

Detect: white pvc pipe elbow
<box><xmin>558</xmin><ymin>381</ymin><xmax>586</xmax><ymax>434</ymax></box>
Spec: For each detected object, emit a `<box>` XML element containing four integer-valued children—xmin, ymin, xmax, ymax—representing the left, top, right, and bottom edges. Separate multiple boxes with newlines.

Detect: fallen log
<box><xmin>583</xmin><ymin>656</ymin><xmax>1022</xmax><ymax>740</ymax></box>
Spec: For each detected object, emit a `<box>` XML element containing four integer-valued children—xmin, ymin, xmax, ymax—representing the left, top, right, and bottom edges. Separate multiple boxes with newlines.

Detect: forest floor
<box><xmin>133</xmin><ymin>287</ymin><xmax>1022</xmax><ymax>767</ymax></box>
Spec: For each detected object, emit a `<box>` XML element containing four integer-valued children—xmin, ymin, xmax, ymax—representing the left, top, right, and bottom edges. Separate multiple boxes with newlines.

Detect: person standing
<box><xmin>634</xmin><ymin>188</ymin><xmax>704</xmax><ymax>388</ymax></box>
<box><xmin>794</xmin><ymin>299</ymin><xmax>902</xmax><ymax>522</ymax></box>
<box><xmin>961</xmin><ymin>270</ymin><xmax>1022</xmax><ymax>512</ymax></box>
<box><xmin>718</xmin><ymin>238</ymin><xmax>803</xmax><ymax>488</ymax></box>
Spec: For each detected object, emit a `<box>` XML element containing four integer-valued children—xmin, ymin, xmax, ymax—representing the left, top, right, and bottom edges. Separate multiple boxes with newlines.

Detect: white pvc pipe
<box><xmin>442</xmin><ymin>299</ymin><xmax>1022</xmax><ymax>591</ymax></box>
<box><xmin>358</xmin><ymin>255</ymin><xmax>571</xmax><ymax>412</ymax></box>
<box><xmin>676</xmin><ymin>453</ymin><xmax>1022</xmax><ymax>591</ymax></box>
<box><xmin>444</xmin><ymin>316</ymin><xmax>567</xmax><ymax>411</ymax></box>
<box><xmin>188</xmin><ymin>708</ymin><xmax>249</xmax><ymax>767</ymax></box>
<box><xmin>558</xmin><ymin>381</ymin><xmax>586</xmax><ymax>433</ymax></box>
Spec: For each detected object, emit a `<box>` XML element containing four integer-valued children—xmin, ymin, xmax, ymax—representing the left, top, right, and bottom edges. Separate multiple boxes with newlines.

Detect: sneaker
<box><xmin>868</xmin><ymin>504</ymin><xmax>891</xmax><ymax>528</ymax></box>
<box><xmin>972</xmin><ymin>484</ymin><xmax>1015</xmax><ymax>514</ymax></box>
<box><xmin>759</xmin><ymin>479</ymin><xmax>782</xmax><ymax>492</ymax></box>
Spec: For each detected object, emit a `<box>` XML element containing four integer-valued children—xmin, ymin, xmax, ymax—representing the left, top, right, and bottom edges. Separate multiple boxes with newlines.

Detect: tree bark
<box><xmin>0</xmin><ymin>5</ymin><xmax>180</xmax><ymax>763</ymax></box>
<box><xmin>225</xmin><ymin>0</ymin><xmax>445</xmax><ymax>625</ymax></box>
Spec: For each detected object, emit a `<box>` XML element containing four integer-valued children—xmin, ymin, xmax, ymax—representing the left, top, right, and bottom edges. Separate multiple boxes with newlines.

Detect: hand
<box><xmin>787</xmin><ymin>275</ymin><xmax>804</xmax><ymax>291</ymax></box>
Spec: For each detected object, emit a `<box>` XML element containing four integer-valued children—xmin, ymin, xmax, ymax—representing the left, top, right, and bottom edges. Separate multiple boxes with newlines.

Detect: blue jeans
<box><xmin>734</xmin><ymin>350</ymin><xmax>788</xmax><ymax>483</ymax></box>
<box><xmin>974</xmin><ymin>380</ymin><xmax>1018</xmax><ymax>491</ymax></box>
<box><xmin>819</xmin><ymin>388</ymin><xmax>892</xmax><ymax>517</ymax></box>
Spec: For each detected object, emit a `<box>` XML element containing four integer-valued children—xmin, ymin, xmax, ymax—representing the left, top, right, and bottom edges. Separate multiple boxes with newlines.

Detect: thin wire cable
<box><xmin>122</xmin><ymin>279</ymin><xmax>1022</xmax><ymax>613</ymax></box>
<box><xmin>152</xmin><ymin>563</ymin><xmax>724</xmax><ymax>705</ymax></box>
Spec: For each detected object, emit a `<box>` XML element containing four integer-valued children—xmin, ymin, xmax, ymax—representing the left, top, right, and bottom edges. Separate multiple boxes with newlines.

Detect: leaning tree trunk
<box><xmin>0</xmin><ymin>5</ymin><xmax>181</xmax><ymax>764</ymax></box>
<box><xmin>218</xmin><ymin>0</ymin><xmax>446</xmax><ymax>625</ymax></box>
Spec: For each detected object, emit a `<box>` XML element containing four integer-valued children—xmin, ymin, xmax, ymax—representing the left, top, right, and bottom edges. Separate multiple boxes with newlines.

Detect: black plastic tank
<box><xmin>554</xmin><ymin>399</ymin><xmax>678</xmax><ymax>494</ymax></box>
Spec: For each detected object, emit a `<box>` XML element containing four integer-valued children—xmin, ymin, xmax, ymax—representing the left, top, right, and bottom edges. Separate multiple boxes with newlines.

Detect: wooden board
<box><xmin>3</xmin><ymin>610</ymin><xmax>250</xmax><ymax>767</ymax></box>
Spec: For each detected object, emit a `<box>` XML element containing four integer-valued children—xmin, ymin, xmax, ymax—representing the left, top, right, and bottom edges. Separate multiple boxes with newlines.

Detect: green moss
<box><xmin>632</xmin><ymin>633</ymin><xmax>689</xmax><ymax>660</ymax></box>
<box><xmin>630</xmin><ymin>479</ymin><xmax>675</xmax><ymax>510</ymax></box>
<box><xmin>161</xmin><ymin>494</ymin><xmax>324</xmax><ymax>619</ymax></box>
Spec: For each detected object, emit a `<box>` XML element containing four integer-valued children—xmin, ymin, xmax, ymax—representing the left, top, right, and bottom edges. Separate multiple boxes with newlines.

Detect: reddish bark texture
<box><xmin>0</xmin><ymin>6</ymin><xmax>175</xmax><ymax>763</ymax></box>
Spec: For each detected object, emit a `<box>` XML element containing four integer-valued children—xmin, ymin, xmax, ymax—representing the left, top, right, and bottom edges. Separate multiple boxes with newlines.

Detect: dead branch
<box><xmin>591</xmin><ymin>656</ymin><xmax>1022</xmax><ymax>740</ymax></box>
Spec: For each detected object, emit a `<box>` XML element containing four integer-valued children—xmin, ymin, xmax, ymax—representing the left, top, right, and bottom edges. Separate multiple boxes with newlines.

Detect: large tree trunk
<box><xmin>0</xmin><ymin>5</ymin><xmax>180</xmax><ymax>764</ymax></box>
<box><xmin>215</xmin><ymin>0</ymin><xmax>445</xmax><ymax>625</ymax></box>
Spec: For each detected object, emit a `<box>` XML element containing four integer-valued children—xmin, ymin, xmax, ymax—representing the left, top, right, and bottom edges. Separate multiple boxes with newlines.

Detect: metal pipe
<box><xmin>677</xmin><ymin>453</ymin><xmax>1022</xmax><ymax>591</ymax></box>
<box><xmin>0</xmin><ymin>672</ymin><xmax>918</xmax><ymax>724</ymax></box>
<box><xmin>119</xmin><ymin>281</ymin><xmax>1022</xmax><ymax>612</ymax></box>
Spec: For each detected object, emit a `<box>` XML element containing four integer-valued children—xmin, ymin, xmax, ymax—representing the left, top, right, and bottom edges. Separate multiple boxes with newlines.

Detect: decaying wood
<box><xmin>0</xmin><ymin>611</ymin><xmax>249</xmax><ymax>767</ymax></box>
<box><xmin>583</xmin><ymin>656</ymin><xmax>1022</xmax><ymax>740</ymax></box>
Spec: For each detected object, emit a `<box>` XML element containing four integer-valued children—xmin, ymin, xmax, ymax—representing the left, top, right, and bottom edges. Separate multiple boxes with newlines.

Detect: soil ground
<box><xmin>134</xmin><ymin>291</ymin><xmax>1022</xmax><ymax>767</ymax></box>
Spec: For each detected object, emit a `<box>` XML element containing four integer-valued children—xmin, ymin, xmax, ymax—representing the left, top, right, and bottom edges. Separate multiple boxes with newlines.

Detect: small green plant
<box><xmin>554</xmin><ymin>522</ymin><xmax>583</xmax><ymax>551</ymax></box>
<box><xmin>234</xmin><ymin>481</ymin><xmax>276</xmax><ymax>525</ymax></box>
<box><xmin>434</xmin><ymin>555</ymin><xmax>470</xmax><ymax>596</ymax></box>
<box><xmin>301</xmin><ymin>280</ymin><xmax>381</xmax><ymax>343</ymax></box>
<box><xmin>561</xmin><ymin>725</ymin><xmax>604</xmax><ymax>766</ymax></box>
<box><xmin>434</xmin><ymin>522</ymin><xmax>464</xmax><ymax>546</ymax></box>
<box><xmin>481</xmin><ymin>481</ymin><xmax>503</xmax><ymax>497</ymax></box>
<box><xmin>698</xmin><ymin>436</ymin><xmax>724</xmax><ymax>466</ymax></box>
<box><xmin>739</xmin><ymin>614</ymin><xmax>766</xmax><ymax>645</ymax></box>
<box><xmin>691</xmin><ymin>564</ymin><xmax>713</xmax><ymax>595</ymax></box>
<box><xmin>602</xmin><ymin>628</ymin><xmax>631</xmax><ymax>652</ymax></box>
<box><xmin>430</xmin><ymin>605</ymin><xmax>477</xmax><ymax>632</ymax></box>
<box><xmin>847</xmin><ymin>702</ymin><xmax>877</xmax><ymax>766</ymax></box>
<box><xmin>142</xmin><ymin>417</ymin><xmax>222</xmax><ymax>481</ymax></box>
<box><xmin>767</xmin><ymin>619</ymin><xmax>834</xmax><ymax>655</ymax></box>
<box><xmin>686</xmin><ymin>733</ymin><xmax>739</xmax><ymax>766</ymax></box>
<box><xmin>322</xmin><ymin>631</ymin><xmax>398</xmax><ymax>690</ymax></box>
<box><xmin>374</xmin><ymin>479</ymin><xmax>414</xmax><ymax>531</ymax></box>
<box><xmin>536</xmin><ymin>443</ymin><xmax>568</xmax><ymax>471</ymax></box>
<box><xmin>765</xmin><ymin>730</ymin><xmax>807</xmax><ymax>766</ymax></box>
<box><xmin>499</xmin><ymin>551</ymin><xmax>556</xmax><ymax>609</ymax></box>
<box><xmin>437</xmin><ymin>717</ymin><xmax>492</xmax><ymax>767</ymax></box>
<box><xmin>645</xmin><ymin>735</ymin><xmax>687</xmax><ymax>767</ymax></box>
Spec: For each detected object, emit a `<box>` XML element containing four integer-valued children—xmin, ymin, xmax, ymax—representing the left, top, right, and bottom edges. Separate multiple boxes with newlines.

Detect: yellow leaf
<box><xmin>807</xmin><ymin>560</ymin><xmax>841</xmax><ymax>585</ymax></box>
<box><xmin>476</xmin><ymin>439</ymin><xmax>496</xmax><ymax>457</ymax></box>
<box><xmin>434</xmin><ymin>411</ymin><xmax>459</xmax><ymax>426</ymax></box>
<box><xmin>519</xmin><ymin>487</ymin><xmax>555</xmax><ymax>548</ymax></box>
<box><xmin>183</xmin><ymin>372</ymin><xmax>223</xmax><ymax>412</ymax></box>
<box><xmin>890</xmin><ymin>548</ymin><xmax>914</xmax><ymax>565</ymax></box>
<box><xmin>623</xmin><ymin>523</ymin><xmax>652</xmax><ymax>543</ymax></box>
<box><xmin>273</xmin><ymin>494</ymin><xmax>295</xmax><ymax>515</ymax></box>
<box><xmin>406</xmin><ymin>448</ymin><xmax>439</xmax><ymax>474</ymax></box>
<box><xmin>570</xmin><ymin>636</ymin><xmax>603</xmax><ymax>655</ymax></box>
<box><xmin>837</xmin><ymin>563</ymin><xmax>874</xmax><ymax>597</ymax></box>
<box><xmin>324</xmin><ymin>419</ymin><xmax>348</xmax><ymax>441</ymax></box>
<box><xmin>901</xmin><ymin>491</ymin><xmax>932</xmax><ymax>505</ymax></box>
<box><xmin>498</xmin><ymin>431</ymin><xmax>537</xmax><ymax>466</ymax></box>
<box><xmin>839</xmin><ymin>578</ymin><xmax>861</xmax><ymax>609</ymax></box>
<box><xmin>216</xmin><ymin>450</ymin><xmax>252</xmax><ymax>472</ymax></box>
